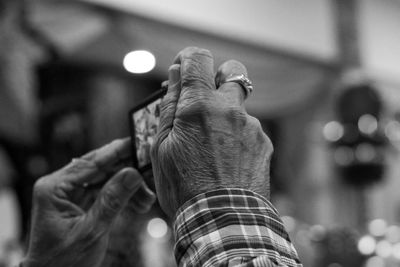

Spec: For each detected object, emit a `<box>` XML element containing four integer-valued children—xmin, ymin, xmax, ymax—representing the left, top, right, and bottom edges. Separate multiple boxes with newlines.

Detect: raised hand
<box><xmin>151</xmin><ymin>47</ymin><xmax>273</xmax><ymax>217</ymax></box>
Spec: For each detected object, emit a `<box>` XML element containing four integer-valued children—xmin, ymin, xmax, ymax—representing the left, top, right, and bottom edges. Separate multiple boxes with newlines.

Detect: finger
<box><xmin>127</xmin><ymin>182</ymin><xmax>156</xmax><ymax>214</ymax></box>
<box><xmin>57</xmin><ymin>138</ymin><xmax>131</xmax><ymax>187</ymax></box>
<box><xmin>158</xmin><ymin>64</ymin><xmax>181</xmax><ymax>135</ymax></box>
<box><xmin>88</xmin><ymin>168</ymin><xmax>143</xmax><ymax>230</ymax></box>
<box><xmin>56</xmin><ymin>158</ymin><xmax>99</xmax><ymax>186</ymax></box>
<box><xmin>81</xmin><ymin>138</ymin><xmax>131</xmax><ymax>174</ymax></box>
<box><xmin>173</xmin><ymin>47</ymin><xmax>215</xmax><ymax>93</ymax></box>
<box><xmin>215</xmin><ymin>60</ymin><xmax>248</xmax><ymax>106</ymax></box>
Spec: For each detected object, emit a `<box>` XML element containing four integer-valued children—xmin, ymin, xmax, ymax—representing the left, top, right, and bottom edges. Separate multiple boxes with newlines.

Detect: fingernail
<box><xmin>122</xmin><ymin>170</ymin><xmax>143</xmax><ymax>190</ymax></box>
<box><xmin>169</xmin><ymin>64</ymin><xmax>180</xmax><ymax>84</ymax></box>
<box><xmin>145</xmin><ymin>187</ymin><xmax>157</xmax><ymax>204</ymax></box>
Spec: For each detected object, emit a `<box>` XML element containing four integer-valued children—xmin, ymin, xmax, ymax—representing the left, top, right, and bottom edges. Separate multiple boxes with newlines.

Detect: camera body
<box><xmin>129</xmin><ymin>88</ymin><xmax>167</xmax><ymax>172</ymax></box>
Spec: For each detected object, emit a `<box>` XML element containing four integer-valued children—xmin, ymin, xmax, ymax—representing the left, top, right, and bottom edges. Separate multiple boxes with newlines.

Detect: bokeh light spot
<box><xmin>369</xmin><ymin>219</ymin><xmax>387</xmax><ymax>237</ymax></box>
<box><xmin>375</xmin><ymin>240</ymin><xmax>392</xmax><ymax>258</ymax></box>
<box><xmin>323</xmin><ymin>121</ymin><xmax>344</xmax><ymax>142</ymax></box>
<box><xmin>357</xmin><ymin>235</ymin><xmax>376</xmax><ymax>255</ymax></box>
<box><xmin>147</xmin><ymin>218</ymin><xmax>168</xmax><ymax>239</ymax></box>
<box><xmin>358</xmin><ymin>114</ymin><xmax>378</xmax><ymax>135</ymax></box>
<box><xmin>365</xmin><ymin>256</ymin><xmax>385</xmax><ymax>267</ymax></box>
<box><xmin>123</xmin><ymin>50</ymin><xmax>156</xmax><ymax>74</ymax></box>
<box><xmin>355</xmin><ymin>143</ymin><xmax>376</xmax><ymax>163</ymax></box>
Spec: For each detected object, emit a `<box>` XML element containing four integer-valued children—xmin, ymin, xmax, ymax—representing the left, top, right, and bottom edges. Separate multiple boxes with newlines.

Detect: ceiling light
<box><xmin>123</xmin><ymin>50</ymin><xmax>156</xmax><ymax>74</ymax></box>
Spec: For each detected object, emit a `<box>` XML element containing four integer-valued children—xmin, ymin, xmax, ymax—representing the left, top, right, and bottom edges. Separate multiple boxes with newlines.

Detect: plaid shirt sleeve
<box><xmin>173</xmin><ymin>188</ymin><xmax>302</xmax><ymax>267</ymax></box>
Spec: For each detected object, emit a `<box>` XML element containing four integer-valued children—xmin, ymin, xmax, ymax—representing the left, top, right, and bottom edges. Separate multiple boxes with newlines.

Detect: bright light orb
<box><xmin>147</xmin><ymin>217</ymin><xmax>168</xmax><ymax>239</ymax></box>
<box><xmin>392</xmin><ymin>243</ymin><xmax>400</xmax><ymax>259</ymax></box>
<box><xmin>357</xmin><ymin>235</ymin><xmax>376</xmax><ymax>255</ymax></box>
<box><xmin>123</xmin><ymin>50</ymin><xmax>156</xmax><ymax>74</ymax></box>
<box><xmin>385</xmin><ymin>121</ymin><xmax>400</xmax><ymax>142</ymax></box>
<box><xmin>365</xmin><ymin>256</ymin><xmax>385</xmax><ymax>267</ymax></box>
<box><xmin>309</xmin><ymin>225</ymin><xmax>326</xmax><ymax>242</ymax></box>
<box><xmin>386</xmin><ymin>225</ymin><xmax>400</xmax><ymax>243</ymax></box>
<box><xmin>323</xmin><ymin>121</ymin><xmax>344</xmax><ymax>142</ymax></box>
<box><xmin>355</xmin><ymin>143</ymin><xmax>376</xmax><ymax>163</ymax></box>
<box><xmin>369</xmin><ymin>219</ymin><xmax>387</xmax><ymax>237</ymax></box>
<box><xmin>358</xmin><ymin>114</ymin><xmax>378</xmax><ymax>135</ymax></box>
<box><xmin>375</xmin><ymin>240</ymin><xmax>392</xmax><ymax>258</ymax></box>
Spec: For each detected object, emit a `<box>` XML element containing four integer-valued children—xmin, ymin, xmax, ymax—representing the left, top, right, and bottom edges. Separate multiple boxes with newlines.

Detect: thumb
<box><xmin>88</xmin><ymin>168</ymin><xmax>143</xmax><ymax>231</ymax></box>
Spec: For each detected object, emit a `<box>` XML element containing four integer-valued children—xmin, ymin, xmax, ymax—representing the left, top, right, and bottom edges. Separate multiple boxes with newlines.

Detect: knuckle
<box><xmin>178</xmin><ymin>95</ymin><xmax>212</xmax><ymax>116</ymax></box>
<box><xmin>195</xmin><ymin>48</ymin><xmax>212</xmax><ymax>58</ymax></box>
<box><xmin>262</xmin><ymin>132</ymin><xmax>274</xmax><ymax>157</ymax></box>
<box><xmin>101</xmin><ymin>189</ymin><xmax>122</xmax><ymax>215</ymax></box>
<box><xmin>65</xmin><ymin>160</ymin><xmax>90</xmax><ymax>175</ymax></box>
<box><xmin>33</xmin><ymin>177</ymin><xmax>51</xmax><ymax>199</ymax></box>
<box><xmin>225</xmin><ymin>106</ymin><xmax>247</xmax><ymax>126</ymax></box>
<box><xmin>247</xmin><ymin>115</ymin><xmax>274</xmax><ymax>155</ymax></box>
<box><xmin>247</xmin><ymin>115</ymin><xmax>262</xmax><ymax>129</ymax></box>
<box><xmin>82</xmin><ymin>150</ymin><xmax>96</xmax><ymax>161</ymax></box>
<box><xmin>221</xmin><ymin>60</ymin><xmax>247</xmax><ymax>73</ymax></box>
<box><xmin>184</xmin><ymin>47</ymin><xmax>212</xmax><ymax>58</ymax></box>
<box><xmin>181</xmin><ymin>68</ymin><xmax>213</xmax><ymax>89</ymax></box>
<box><xmin>227</xmin><ymin>59</ymin><xmax>244</xmax><ymax>66</ymax></box>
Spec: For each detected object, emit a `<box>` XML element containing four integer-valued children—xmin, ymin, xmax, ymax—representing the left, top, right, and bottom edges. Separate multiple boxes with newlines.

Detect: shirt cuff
<box><xmin>173</xmin><ymin>188</ymin><xmax>301</xmax><ymax>267</ymax></box>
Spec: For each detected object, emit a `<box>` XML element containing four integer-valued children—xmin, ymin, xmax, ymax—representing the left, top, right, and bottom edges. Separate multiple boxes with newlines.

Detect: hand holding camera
<box><xmin>150</xmin><ymin>47</ymin><xmax>273</xmax><ymax>217</ymax></box>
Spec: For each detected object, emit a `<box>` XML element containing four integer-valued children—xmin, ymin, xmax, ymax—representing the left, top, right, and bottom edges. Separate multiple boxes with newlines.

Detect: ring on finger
<box><xmin>218</xmin><ymin>74</ymin><xmax>253</xmax><ymax>97</ymax></box>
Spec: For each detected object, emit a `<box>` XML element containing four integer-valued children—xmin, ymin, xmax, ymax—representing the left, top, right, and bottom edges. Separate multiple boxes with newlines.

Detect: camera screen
<box><xmin>132</xmin><ymin>98</ymin><xmax>162</xmax><ymax>168</ymax></box>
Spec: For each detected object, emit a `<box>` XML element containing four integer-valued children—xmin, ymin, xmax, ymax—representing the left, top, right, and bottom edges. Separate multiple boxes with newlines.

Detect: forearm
<box><xmin>173</xmin><ymin>188</ymin><xmax>302</xmax><ymax>267</ymax></box>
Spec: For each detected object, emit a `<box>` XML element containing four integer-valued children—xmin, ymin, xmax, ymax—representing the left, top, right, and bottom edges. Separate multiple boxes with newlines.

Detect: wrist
<box><xmin>173</xmin><ymin>188</ymin><xmax>286</xmax><ymax>266</ymax></box>
<box><xmin>174</xmin><ymin>187</ymin><xmax>271</xmax><ymax>220</ymax></box>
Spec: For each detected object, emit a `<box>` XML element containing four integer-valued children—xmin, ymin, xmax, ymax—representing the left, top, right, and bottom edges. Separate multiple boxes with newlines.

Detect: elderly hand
<box><xmin>151</xmin><ymin>47</ymin><xmax>273</xmax><ymax>217</ymax></box>
<box><xmin>22</xmin><ymin>139</ymin><xmax>156</xmax><ymax>267</ymax></box>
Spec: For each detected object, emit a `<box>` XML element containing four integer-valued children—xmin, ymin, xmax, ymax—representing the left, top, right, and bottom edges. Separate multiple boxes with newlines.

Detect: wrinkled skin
<box><xmin>151</xmin><ymin>47</ymin><xmax>273</xmax><ymax>217</ymax></box>
<box><xmin>23</xmin><ymin>139</ymin><xmax>156</xmax><ymax>267</ymax></box>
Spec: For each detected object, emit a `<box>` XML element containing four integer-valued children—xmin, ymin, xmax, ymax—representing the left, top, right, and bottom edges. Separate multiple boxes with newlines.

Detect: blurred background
<box><xmin>0</xmin><ymin>0</ymin><xmax>400</xmax><ymax>266</ymax></box>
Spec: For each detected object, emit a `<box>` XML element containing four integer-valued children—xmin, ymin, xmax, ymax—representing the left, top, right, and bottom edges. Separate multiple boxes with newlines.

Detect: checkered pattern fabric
<box><xmin>174</xmin><ymin>189</ymin><xmax>302</xmax><ymax>267</ymax></box>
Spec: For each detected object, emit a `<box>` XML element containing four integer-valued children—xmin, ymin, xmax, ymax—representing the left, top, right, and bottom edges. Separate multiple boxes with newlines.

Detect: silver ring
<box><xmin>220</xmin><ymin>74</ymin><xmax>253</xmax><ymax>97</ymax></box>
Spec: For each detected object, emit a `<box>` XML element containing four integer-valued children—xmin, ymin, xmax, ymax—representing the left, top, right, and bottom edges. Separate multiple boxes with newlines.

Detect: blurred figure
<box><xmin>0</xmin><ymin>0</ymin><xmax>47</xmax><ymax>246</ymax></box>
